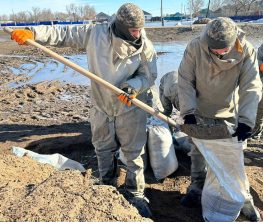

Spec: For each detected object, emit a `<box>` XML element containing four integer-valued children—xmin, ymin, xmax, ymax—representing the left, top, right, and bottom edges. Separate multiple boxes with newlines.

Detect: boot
<box><xmin>99</xmin><ymin>157</ymin><xmax>118</xmax><ymax>186</ymax></box>
<box><xmin>241</xmin><ymin>201</ymin><xmax>262</xmax><ymax>222</ymax></box>
<box><xmin>129</xmin><ymin>195</ymin><xmax>152</xmax><ymax>218</ymax></box>
<box><xmin>123</xmin><ymin>191</ymin><xmax>152</xmax><ymax>218</ymax></box>
<box><xmin>181</xmin><ymin>190</ymin><xmax>201</xmax><ymax>208</ymax></box>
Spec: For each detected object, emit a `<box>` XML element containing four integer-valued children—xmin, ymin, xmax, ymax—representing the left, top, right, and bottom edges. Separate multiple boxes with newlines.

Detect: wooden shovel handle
<box><xmin>4</xmin><ymin>26</ymin><xmax>180</xmax><ymax>127</ymax></box>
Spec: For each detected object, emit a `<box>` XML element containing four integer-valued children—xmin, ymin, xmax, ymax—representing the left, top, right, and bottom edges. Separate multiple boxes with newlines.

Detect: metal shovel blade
<box><xmin>181</xmin><ymin>124</ymin><xmax>232</xmax><ymax>140</ymax></box>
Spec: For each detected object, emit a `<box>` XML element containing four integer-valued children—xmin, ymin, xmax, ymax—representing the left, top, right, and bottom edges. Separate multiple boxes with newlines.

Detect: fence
<box><xmin>230</xmin><ymin>15</ymin><xmax>263</xmax><ymax>22</ymax></box>
<box><xmin>0</xmin><ymin>20</ymin><xmax>92</xmax><ymax>27</ymax></box>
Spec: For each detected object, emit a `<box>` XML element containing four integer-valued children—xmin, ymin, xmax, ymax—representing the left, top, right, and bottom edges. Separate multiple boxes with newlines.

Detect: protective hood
<box><xmin>200</xmin><ymin>26</ymin><xmax>246</xmax><ymax>73</ymax></box>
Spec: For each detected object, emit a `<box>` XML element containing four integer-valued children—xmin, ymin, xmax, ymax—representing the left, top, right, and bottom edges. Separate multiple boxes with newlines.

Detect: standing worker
<box><xmin>178</xmin><ymin>17</ymin><xmax>262</xmax><ymax>221</ymax></box>
<box><xmin>11</xmin><ymin>3</ymin><xmax>157</xmax><ymax>218</ymax></box>
<box><xmin>250</xmin><ymin>43</ymin><xmax>263</xmax><ymax>140</ymax></box>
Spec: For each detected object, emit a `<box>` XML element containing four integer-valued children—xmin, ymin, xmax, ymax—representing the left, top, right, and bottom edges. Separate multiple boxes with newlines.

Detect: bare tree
<box><xmin>250</xmin><ymin>0</ymin><xmax>263</xmax><ymax>15</ymax></box>
<box><xmin>54</xmin><ymin>12</ymin><xmax>68</xmax><ymax>21</ymax></box>
<box><xmin>16</xmin><ymin>11</ymin><xmax>29</xmax><ymax>22</ymax></box>
<box><xmin>66</xmin><ymin>4</ymin><xmax>79</xmax><ymax>21</ymax></box>
<box><xmin>225</xmin><ymin>0</ymin><xmax>263</xmax><ymax>15</ymax></box>
<box><xmin>188</xmin><ymin>0</ymin><xmax>205</xmax><ymax>16</ymax></box>
<box><xmin>237</xmin><ymin>0</ymin><xmax>258</xmax><ymax>15</ymax></box>
<box><xmin>1</xmin><ymin>3</ymin><xmax>97</xmax><ymax>23</ymax></box>
<box><xmin>0</xmin><ymin>14</ymin><xmax>8</xmax><ymax>21</ymax></box>
<box><xmin>29</xmin><ymin>7</ymin><xmax>41</xmax><ymax>22</ymax></box>
<box><xmin>224</xmin><ymin>0</ymin><xmax>244</xmax><ymax>15</ymax></box>
<box><xmin>39</xmin><ymin>9</ymin><xmax>54</xmax><ymax>21</ymax></box>
<box><xmin>78</xmin><ymin>5</ymin><xmax>85</xmax><ymax>20</ymax></box>
<box><xmin>13</xmin><ymin>9</ymin><xmax>50</xmax><ymax>23</ymax></box>
<box><xmin>210</xmin><ymin>0</ymin><xmax>224</xmax><ymax>11</ymax></box>
<box><xmin>9</xmin><ymin>12</ymin><xmax>16</xmax><ymax>22</ymax></box>
<box><xmin>83</xmin><ymin>4</ymin><xmax>96</xmax><ymax>20</ymax></box>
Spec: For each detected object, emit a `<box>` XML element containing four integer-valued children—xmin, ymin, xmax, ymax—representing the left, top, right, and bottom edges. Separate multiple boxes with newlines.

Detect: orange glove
<box><xmin>11</xmin><ymin>29</ymin><xmax>34</xmax><ymax>45</ymax></box>
<box><xmin>260</xmin><ymin>64</ymin><xmax>263</xmax><ymax>72</ymax></box>
<box><xmin>118</xmin><ymin>87</ymin><xmax>137</xmax><ymax>107</ymax></box>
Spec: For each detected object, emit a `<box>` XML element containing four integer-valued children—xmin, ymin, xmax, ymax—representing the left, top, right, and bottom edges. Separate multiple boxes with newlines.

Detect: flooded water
<box><xmin>8</xmin><ymin>40</ymin><xmax>261</xmax><ymax>88</ymax></box>
<box><xmin>9</xmin><ymin>42</ymin><xmax>188</xmax><ymax>87</ymax></box>
<box><xmin>155</xmin><ymin>42</ymin><xmax>187</xmax><ymax>85</ymax></box>
<box><xmin>10</xmin><ymin>56</ymin><xmax>90</xmax><ymax>86</ymax></box>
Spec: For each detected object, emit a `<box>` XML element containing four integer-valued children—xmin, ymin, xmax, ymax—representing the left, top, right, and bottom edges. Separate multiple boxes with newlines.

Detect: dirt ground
<box><xmin>0</xmin><ymin>24</ymin><xmax>262</xmax><ymax>222</ymax></box>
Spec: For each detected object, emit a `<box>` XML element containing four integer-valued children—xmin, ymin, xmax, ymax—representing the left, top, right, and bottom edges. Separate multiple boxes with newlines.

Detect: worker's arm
<box><xmin>258</xmin><ymin>43</ymin><xmax>263</xmax><ymax>76</ymax></box>
<box><xmin>238</xmin><ymin>43</ymin><xmax>262</xmax><ymax>128</ymax></box>
<box><xmin>159</xmin><ymin>75</ymin><xmax>173</xmax><ymax>116</ymax></box>
<box><xmin>11</xmin><ymin>24</ymin><xmax>94</xmax><ymax>49</ymax></box>
<box><xmin>178</xmin><ymin>42</ymin><xmax>197</xmax><ymax>117</ymax></box>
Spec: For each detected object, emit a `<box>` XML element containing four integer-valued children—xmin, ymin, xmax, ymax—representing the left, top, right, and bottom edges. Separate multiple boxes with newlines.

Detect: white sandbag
<box><xmin>147</xmin><ymin>117</ymin><xmax>178</xmax><ymax>180</ymax></box>
<box><xmin>192</xmin><ymin>137</ymin><xmax>248</xmax><ymax>222</ymax></box>
<box><xmin>12</xmin><ymin>146</ymin><xmax>86</xmax><ymax>172</ymax></box>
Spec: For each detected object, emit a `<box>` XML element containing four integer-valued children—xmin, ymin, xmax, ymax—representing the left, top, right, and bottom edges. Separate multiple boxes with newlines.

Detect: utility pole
<box><xmin>12</xmin><ymin>9</ymin><xmax>16</xmax><ymax>26</ymax></box>
<box><xmin>206</xmin><ymin>0</ymin><xmax>211</xmax><ymax>18</ymax></box>
<box><xmin>190</xmin><ymin>0</ymin><xmax>192</xmax><ymax>28</ymax></box>
<box><xmin>161</xmin><ymin>0</ymin><xmax>164</xmax><ymax>26</ymax></box>
<box><xmin>181</xmin><ymin>3</ymin><xmax>183</xmax><ymax>23</ymax></box>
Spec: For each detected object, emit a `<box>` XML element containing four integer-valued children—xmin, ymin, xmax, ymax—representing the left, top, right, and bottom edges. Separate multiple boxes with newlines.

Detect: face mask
<box><xmin>111</xmin><ymin>21</ymin><xmax>143</xmax><ymax>49</ymax></box>
<box><xmin>113</xmin><ymin>20</ymin><xmax>139</xmax><ymax>42</ymax></box>
<box><xmin>209</xmin><ymin>47</ymin><xmax>232</xmax><ymax>58</ymax></box>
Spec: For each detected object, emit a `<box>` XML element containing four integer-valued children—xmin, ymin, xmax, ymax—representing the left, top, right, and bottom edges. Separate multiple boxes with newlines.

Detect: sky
<box><xmin>0</xmin><ymin>0</ymin><xmax>209</xmax><ymax>17</ymax></box>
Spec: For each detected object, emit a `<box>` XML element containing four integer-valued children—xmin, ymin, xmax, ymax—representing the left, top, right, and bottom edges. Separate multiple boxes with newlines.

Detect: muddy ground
<box><xmin>0</xmin><ymin>24</ymin><xmax>262</xmax><ymax>222</ymax></box>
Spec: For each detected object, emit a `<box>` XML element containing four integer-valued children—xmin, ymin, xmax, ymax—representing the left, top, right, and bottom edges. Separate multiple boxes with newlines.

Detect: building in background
<box><xmin>143</xmin><ymin>10</ymin><xmax>152</xmax><ymax>21</ymax></box>
<box><xmin>95</xmin><ymin>12</ymin><xmax>111</xmax><ymax>23</ymax></box>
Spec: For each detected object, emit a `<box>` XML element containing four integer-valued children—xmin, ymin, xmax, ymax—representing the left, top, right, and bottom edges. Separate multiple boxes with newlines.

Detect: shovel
<box><xmin>4</xmin><ymin>27</ymin><xmax>180</xmax><ymax>127</ymax></box>
<box><xmin>181</xmin><ymin>124</ymin><xmax>232</xmax><ymax>140</ymax></box>
<box><xmin>4</xmin><ymin>27</ymin><xmax>233</xmax><ymax>140</ymax></box>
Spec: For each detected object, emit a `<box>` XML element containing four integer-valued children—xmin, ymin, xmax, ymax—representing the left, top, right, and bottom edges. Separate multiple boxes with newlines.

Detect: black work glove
<box><xmin>232</xmin><ymin>122</ymin><xmax>252</xmax><ymax>141</ymax></box>
<box><xmin>183</xmin><ymin>114</ymin><xmax>197</xmax><ymax>124</ymax></box>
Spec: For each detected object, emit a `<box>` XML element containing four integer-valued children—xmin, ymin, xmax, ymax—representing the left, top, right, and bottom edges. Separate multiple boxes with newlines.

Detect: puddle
<box><xmin>9</xmin><ymin>56</ymin><xmax>90</xmax><ymax>87</ymax></box>
<box><xmin>155</xmin><ymin>42</ymin><xmax>187</xmax><ymax>85</ymax></box>
<box><xmin>9</xmin><ymin>42</ymin><xmax>187</xmax><ymax>87</ymax></box>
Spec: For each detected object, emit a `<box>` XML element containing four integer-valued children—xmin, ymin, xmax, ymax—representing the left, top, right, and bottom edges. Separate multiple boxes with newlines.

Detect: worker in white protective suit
<box><xmin>11</xmin><ymin>3</ymin><xmax>157</xmax><ymax>218</ymax></box>
<box><xmin>159</xmin><ymin>71</ymin><xmax>195</xmax><ymax>153</ymax></box>
<box><xmin>159</xmin><ymin>71</ymin><xmax>180</xmax><ymax>116</ymax></box>
<box><xmin>250</xmin><ymin>43</ymin><xmax>263</xmax><ymax>140</ymax></box>
<box><xmin>178</xmin><ymin>17</ymin><xmax>262</xmax><ymax>222</ymax></box>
